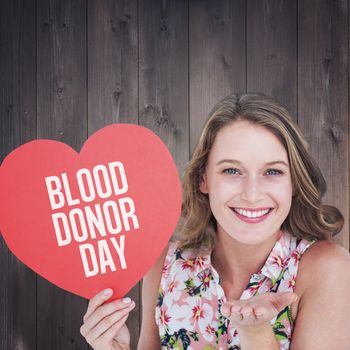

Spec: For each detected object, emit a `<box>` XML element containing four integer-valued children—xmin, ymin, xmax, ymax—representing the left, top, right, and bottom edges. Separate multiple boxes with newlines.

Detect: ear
<box><xmin>199</xmin><ymin>173</ymin><xmax>208</xmax><ymax>194</ymax></box>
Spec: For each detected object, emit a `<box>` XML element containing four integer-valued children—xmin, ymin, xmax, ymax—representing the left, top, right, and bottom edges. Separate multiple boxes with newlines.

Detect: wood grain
<box><xmin>0</xmin><ymin>0</ymin><xmax>37</xmax><ymax>349</ymax></box>
<box><xmin>87</xmin><ymin>0</ymin><xmax>139</xmax><ymax>348</ymax></box>
<box><xmin>0</xmin><ymin>1</ymin><xmax>348</xmax><ymax>348</ymax></box>
<box><xmin>189</xmin><ymin>0</ymin><xmax>246</xmax><ymax>152</ymax></box>
<box><xmin>36</xmin><ymin>0</ymin><xmax>88</xmax><ymax>348</ymax></box>
<box><xmin>298</xmin><ymin>0</ymin><xmax>348</xmax><ymax>249</ymax></box>
<box><xmin>139</xmin><ymin>0</ymin><xmax>189</xmax><ymax>176</ymax></box>
<box><xmin>247</xmin><ymin>0</ymin><xmax>297</xmax><ymax>117</ymax></box>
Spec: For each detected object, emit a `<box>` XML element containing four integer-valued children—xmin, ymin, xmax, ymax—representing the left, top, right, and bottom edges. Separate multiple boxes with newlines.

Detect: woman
<box><xmin>80</xmin><ymin>93</ymin><xmax>350</xmax><ymax>349</ymax></box>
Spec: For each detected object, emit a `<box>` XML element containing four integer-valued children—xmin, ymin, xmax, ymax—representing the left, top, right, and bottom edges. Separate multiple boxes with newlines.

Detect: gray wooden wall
<box><xmin>0</xmin><ymin>0</ymin><xmax>348</xmax><ymax>349</ymax></box>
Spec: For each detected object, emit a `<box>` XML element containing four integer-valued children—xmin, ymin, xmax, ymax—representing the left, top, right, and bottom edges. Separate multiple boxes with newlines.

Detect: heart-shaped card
<box><xmin>0</xmin><ymin>124</ymin><xmax>182</xmax><ymax>300</ymax></box>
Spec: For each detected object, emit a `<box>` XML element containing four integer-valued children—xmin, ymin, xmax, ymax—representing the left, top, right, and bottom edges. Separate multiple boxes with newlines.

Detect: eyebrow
<box><xmin>216</xmin><ymin>159</ymin><xmax>289</xmax><ymax>167</ymax></box>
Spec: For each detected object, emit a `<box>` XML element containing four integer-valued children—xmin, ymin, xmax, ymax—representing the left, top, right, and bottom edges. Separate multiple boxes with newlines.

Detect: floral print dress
<box><xmin>155</xmin><ymin>230</ymin><xmax>317</xmax><ymax>350</ymax></box>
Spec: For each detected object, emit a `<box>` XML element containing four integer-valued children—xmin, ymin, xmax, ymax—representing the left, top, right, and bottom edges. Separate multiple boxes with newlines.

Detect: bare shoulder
<box><xmin>137</xmin><ymin>242</ymin><xmax>171</xmax><ymax>350</ymax></box>
<box><xmin>305</xmin><ymin>237</ymin><xmax>349</xmax><ymax>257</ymax></box>
<box><xmin>293</xmin><ymin>239</ymin><xmax>350</xmax><ymax>316</ymax></box>
<box><xmin>298</xmin><ymin>238</ymin><xmax>350</xmax><ymax>282</ymax></box>
<box><xmin>290</xmin><ymin>239</ymin><xmax>350</xmax><ymax>349</ymax></box>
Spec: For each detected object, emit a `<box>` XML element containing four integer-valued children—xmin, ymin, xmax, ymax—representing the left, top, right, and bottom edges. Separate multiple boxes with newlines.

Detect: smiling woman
<box><xmin>150</xmin><ymin>93</ymin><xmax>349</xmax><ymax>350</ymax></box>
<box><xmin>80</xmin><ymin>93</ymin><xmax>350</xmax><ymax>350</ymax></box>
<box><xmin>198</xmin><ymin>120</ymin><xmax>294</xmax><ymax>247</ymax></box>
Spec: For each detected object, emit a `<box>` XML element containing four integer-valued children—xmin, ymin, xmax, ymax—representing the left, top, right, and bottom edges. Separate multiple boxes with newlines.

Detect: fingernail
<box><xmin>122</xmin><ymin>297</ymin><xmax>132</xmax><ymax>304</ymax></box>
<box><xmin>232</xmin><ymin>305</ymin><xmax>241</xmax><ymax>312</ymax></box>
<box><xmin>293</xmin><ymin>294</ymin><xmax>298</xmax><ymax>302</ymax></box>
<box><xmin>103</xmin><ymin>288</ymin><xmax>113</xmax><ymax>296</ymax></box>
<box><xmin>221</xmin><ymin>304</ymin><xmax>230</xmax><ymax>316</ymax></box>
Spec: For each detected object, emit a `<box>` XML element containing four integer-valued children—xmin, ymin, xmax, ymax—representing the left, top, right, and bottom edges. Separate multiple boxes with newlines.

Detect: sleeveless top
<box><xmin>155</xmin><ymin>230</ymin><xmax>317</xmax><ymax>350</ymax></box>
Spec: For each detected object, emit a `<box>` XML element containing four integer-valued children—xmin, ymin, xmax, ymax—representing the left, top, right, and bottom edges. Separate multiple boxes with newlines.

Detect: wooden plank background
<box><xmin>0</xmin><ymin>0</ymin><xmax>348</xmax><ymax>349</ymax></box>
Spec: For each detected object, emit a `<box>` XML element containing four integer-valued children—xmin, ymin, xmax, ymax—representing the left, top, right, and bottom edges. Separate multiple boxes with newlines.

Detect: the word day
<box><xmin>45</xmin><ymin>161</ymin><xmax>139</xmax><ymax>277</ymax></box>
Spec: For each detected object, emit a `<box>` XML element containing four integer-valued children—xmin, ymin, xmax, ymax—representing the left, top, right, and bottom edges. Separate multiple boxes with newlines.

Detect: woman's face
<box><xmin>200</xmin><ymin>120</ymin><xmax>293</xmax><ymax>245</ymax></box>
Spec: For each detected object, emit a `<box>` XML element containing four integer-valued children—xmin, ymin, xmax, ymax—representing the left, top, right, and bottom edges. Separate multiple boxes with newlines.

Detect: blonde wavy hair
<box><xmin>177</xmin><ymin>93</ymin><xmax>344</xmax><ymax>251</ymax></box>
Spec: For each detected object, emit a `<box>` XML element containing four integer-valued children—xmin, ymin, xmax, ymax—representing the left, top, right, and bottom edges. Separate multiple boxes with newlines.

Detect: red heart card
<box><xmin>0</xmin><ymin>124</ymin><xmax>182</xmax><ymax>300</ymax></box>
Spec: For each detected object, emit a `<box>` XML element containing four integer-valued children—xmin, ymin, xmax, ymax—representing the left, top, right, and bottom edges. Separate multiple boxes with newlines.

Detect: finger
<box><xmin>229</xmin><ymin>303</ymin><xmax>243</xmax><ymax>322</ymax></box>
<box><xmin>99</xmin><ymin>313</ymin><xmax>130</xmax><ymax>344</ymax></box>
<box><xmin>240</xmin><ymin>305</ymin><xmax>257</xmax><ymax>323</ymax></box>
<box><xmin>221</xmin><ymin>303</ymin><xmax>232</xmax><ymax>318</ymax></box>
<box><xmin>88</xmin><ymin>301</ymin><xmax>135</xmax><ymax>340</ymax></box>
<box><xmin>230</xmin><ymin>311</ymin><xmax>243</xmax><ymax>323</ymax></box>
<box><xmin>84</xmin><ymin>289</ymin><xmax>114</xmax><ymax>322</ymax></box>
<box><xmin>232</xmin><ymin>304</ymin><xmax>270</xmax><ymax>326</ymax></box>
<box><xmin>221</xmin><ymin>301</ymin><xmax>243</xmax><ymax>318</ymax></box>
<box><xmin>83</xmin><ymin>298</ymin><xmax>134</xmax><ymax>333</ymax></box>
<box><xmin>252</xmin><ymin>305</ymin><xmax>266</xmax><ymax>319</ymax></box>
<box><xmin>270</xmin><ymin>292</ymin><xmax>297</xmax><ymax>312</ymax></box>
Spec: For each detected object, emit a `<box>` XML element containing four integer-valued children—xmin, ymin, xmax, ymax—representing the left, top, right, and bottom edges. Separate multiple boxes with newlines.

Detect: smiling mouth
<box><xmin>230</xmin><ymin>207</ymin><xmax>274</xmax><ymax>219</ymax></box>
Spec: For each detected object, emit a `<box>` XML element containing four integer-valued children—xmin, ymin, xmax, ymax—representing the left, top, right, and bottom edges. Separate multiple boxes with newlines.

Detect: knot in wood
<box><xmin>56</xmin><ymin>88</ymin><xmax>64</xmax><ymax>98</ymax></box>
<box><xmin>330</xmin><ymin>125</ymin><xmax>342</xmax><ymax>143</ymax></box>
<box><xmin>160</xmin><ymin>18</ymin><xmax>168</xmax><ymax>32</ymax></box>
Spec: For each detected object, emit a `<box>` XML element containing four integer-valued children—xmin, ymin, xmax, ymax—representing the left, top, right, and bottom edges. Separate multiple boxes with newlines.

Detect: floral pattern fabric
<box><xmin>155</xmin><ymin>230</ymin><xmax>317</xmax><ymax>350</ymax></box>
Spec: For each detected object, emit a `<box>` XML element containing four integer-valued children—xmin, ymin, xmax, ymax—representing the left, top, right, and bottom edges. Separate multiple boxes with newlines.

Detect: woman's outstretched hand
<box><xmin>80</xmin><ymin>289</ymin><xmax>136</xmax><ymax>350</ymax></box>
<box><xmin>221</xmin><ymin>292</ymin><xmax>297</xmax><ymax>329</ymax></box>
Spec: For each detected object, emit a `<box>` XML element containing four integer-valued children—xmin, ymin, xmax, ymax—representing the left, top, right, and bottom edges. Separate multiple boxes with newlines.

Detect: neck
<box><xmin>211</xmin><ymin>227</ymin><xmax>281</xmax><ymax>284</ymax></box>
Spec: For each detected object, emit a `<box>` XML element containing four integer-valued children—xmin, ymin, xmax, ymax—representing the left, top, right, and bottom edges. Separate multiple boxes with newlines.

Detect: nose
<box><xmin>240</xmin><ymin>176</ymin><xmax>264</xmax><ymax>203</ymax></box>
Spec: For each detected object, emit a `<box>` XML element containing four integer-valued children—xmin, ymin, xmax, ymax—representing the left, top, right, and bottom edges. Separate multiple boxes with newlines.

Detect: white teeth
<box><xmin>233</xmin><ymin>208</ymin><xmax>270</xmax><ymax>218</ymax></box>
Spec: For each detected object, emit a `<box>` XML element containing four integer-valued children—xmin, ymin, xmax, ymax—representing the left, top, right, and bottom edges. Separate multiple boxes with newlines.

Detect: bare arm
<box><xmin>290</xmin><ymin>241</ymin><xmax>350</xmax><ymax>349</ymax></box>
<box><xmin>222</xmin><ymin>292</ymin><xmax>296</xmax><ymax>350</ymax></box>
<box><xmin>137</xmin><ymin>243</ymin><xmax>169</xmax><ymax>350</ymax></box>
<box><xmin>238</xmin><ymin>323</ymin><xmax>279</xmax><ymax>350</ymax></box>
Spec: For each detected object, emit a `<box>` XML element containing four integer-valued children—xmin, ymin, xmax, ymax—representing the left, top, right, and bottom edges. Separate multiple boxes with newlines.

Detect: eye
<box><xmin>223</xmin><ymin>168</ymin><xmax>240</xmax><ymax>175</ymax></box>
<box><xmin>266</xmin><ymin>169</ymin><xmax>283</xmax><ymax>176</ymax></box>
